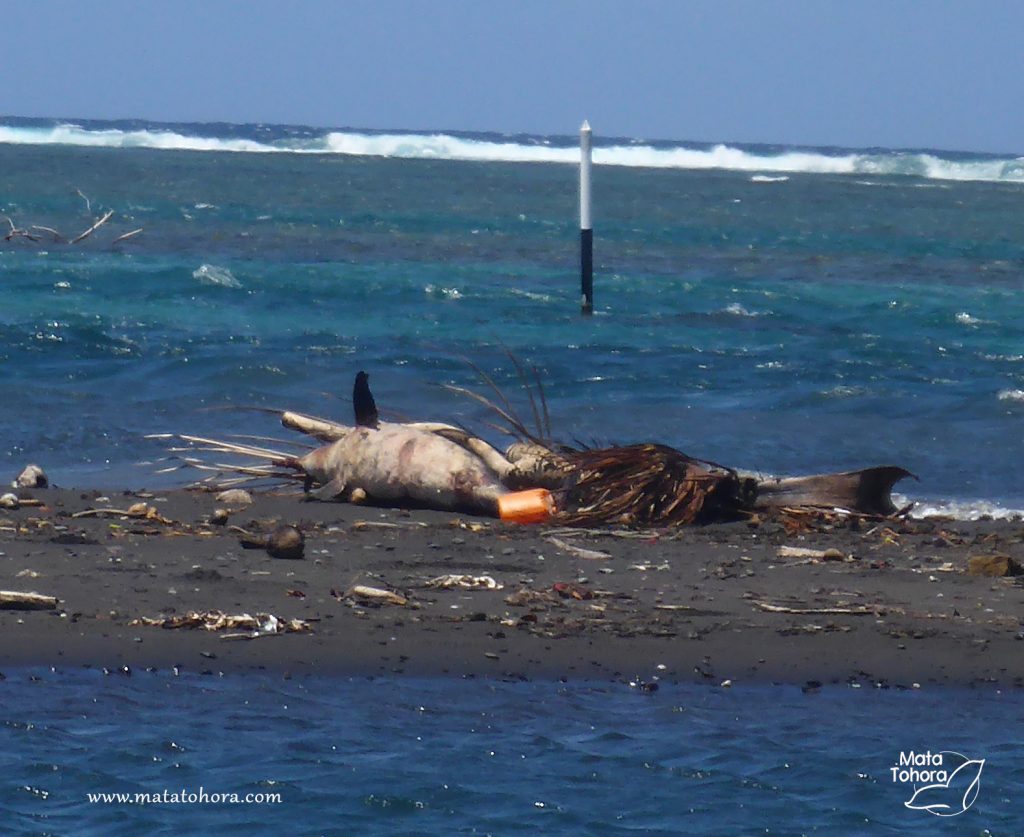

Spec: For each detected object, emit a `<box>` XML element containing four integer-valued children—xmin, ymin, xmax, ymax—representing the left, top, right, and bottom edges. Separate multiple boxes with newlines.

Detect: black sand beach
<box><xmin>0</xmin><ymin>487</ymin><xmax>1022</xmax><ymax>688</ymax></box>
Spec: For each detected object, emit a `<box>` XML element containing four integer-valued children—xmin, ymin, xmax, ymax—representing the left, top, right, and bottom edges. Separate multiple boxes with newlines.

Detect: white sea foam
<box><xmin>2</xmin><ymin>123</ymin><xmax>1024</xmax><ymax>184</ymax></box>
<box><xmin>508</xmin><ymin>288</ymin><xmax>553</xmax><ymax>302</ymax></box>
<box><xmin>193</xmin><ymin>264</ymin><xmax>242</xmax><ymax>288</ymax></box>
<box><xmin>997</xmin><ymin>388</ymin><xmax>1024</xmax><ymax>402</ymax></box>
<box><xmin>820</xmin><ymin>385</ymin><xmax>866</xmax><ymax>399</ymax></box>
<box><xmin>906</xmin><ymin>498</ymin><xmax>1024</xmax><ymax>521</ymax></box>
<box><xmin>955</xmin><ymin>311</ymin><xmax>985</xmax><ymax>325</ymax></box>
<box><xmin>722</xmin><ymin>302</ymin><xmax>761</xmax><ymax>317</ymax></box>
<box><xmin>749</xmin><ymin>174</ymin><xmax>789</xmax><ymax>183</ymax></box>
<box><xmin>424</xmin><ymin>284</ymin><xmax>462</xmax><ymax>300</ymax></box>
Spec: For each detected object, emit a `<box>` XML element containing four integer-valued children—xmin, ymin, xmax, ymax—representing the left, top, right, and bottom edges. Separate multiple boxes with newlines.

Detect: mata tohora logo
<box><xmin>891</xmin><ymin>750</ymin><xmax>985</xmax><ymax>817</ymax></box>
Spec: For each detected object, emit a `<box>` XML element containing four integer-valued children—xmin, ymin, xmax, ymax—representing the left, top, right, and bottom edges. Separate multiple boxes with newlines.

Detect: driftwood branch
<box><xmin>2</xmin><ymin>191</ymin><xmax>143</xmax><ymax>248</ymax></box>
<box><xmin>751</xmin><ymin>600</ymin><xmax>887</xmax><ymax>616</ymax></box>
<box><xmin>3</xmin><ymin>216</ymin><xmax>41</xmax><ymax>242</ymax></box>
<box><xmin>30</xmin><ymin>225</ymin><xmax>65</xmax><ymax>243</ymax></box>
<box><xmin>0</xmin><ymin>591</ymin><xmax>58</xmax><ymax>610</ymax></box>
<box><xmin>70</xmin><ymin>209</ymin><xmax>114</xmax><ymax>244</ymax></box>
<box><xmin>111</xmin><ymin>227</ymin><xmax>144</xmax><ymax>244</ymax></box>
<box><xmin>76</xmin><ymin>189</ymin><xmax>92</xmax><ymax>215</ymax></box>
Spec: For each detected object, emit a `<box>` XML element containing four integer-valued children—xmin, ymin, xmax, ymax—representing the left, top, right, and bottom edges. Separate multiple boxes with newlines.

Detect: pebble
<box><xmin>0</xmin><ymin>493</ymin><xmax>19</xmax><ymax>509</ymax></box>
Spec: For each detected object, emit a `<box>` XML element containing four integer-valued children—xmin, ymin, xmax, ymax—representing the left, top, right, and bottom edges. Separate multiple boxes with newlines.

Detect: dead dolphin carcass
<box><xmin>163</xmin><ymin>422</ymin><xmax>511</xmax><ymax>516</ymax></box>
<box><xmin>154</xmin><ymin>366</ymin><xmax>916</xmax><ymax>525</ymax></box>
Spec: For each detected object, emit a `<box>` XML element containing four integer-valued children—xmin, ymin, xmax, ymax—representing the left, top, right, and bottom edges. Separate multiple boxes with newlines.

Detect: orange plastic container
<box><xmin>498</xmin><ymin>488</ymin><xmax>555</xmax><ymax>524</ymax></box>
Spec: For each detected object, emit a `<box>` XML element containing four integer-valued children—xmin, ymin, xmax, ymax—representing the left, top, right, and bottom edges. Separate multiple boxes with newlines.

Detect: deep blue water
<box><xmin>1</xmin><ymin>669</ymin><xmax>1020</xmax><ymax>835</ymax></box>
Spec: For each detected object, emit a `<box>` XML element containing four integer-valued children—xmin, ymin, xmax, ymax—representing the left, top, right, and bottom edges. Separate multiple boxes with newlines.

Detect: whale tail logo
<box><xmin>904</xmin><ymin>755</ymin><xmax>984</xmax><ymax>817</ymax></box>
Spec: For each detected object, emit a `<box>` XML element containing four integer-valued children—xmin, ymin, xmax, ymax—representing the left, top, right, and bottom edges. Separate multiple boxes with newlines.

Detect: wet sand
<box><xmin>0</xmin><ymin>487</ymin><xmax>1022</xmax><ymax>688</ymax></box>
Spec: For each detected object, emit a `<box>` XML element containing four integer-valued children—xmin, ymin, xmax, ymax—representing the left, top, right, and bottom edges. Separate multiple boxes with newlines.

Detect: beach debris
<box><xmin>215</xmin><ymin>488</ymin><xmax>253</xmax><ymax>508</ymax></box>
<box><xmin>504</xmin><ymin>588</ymin><xmax>558</xmax><ymax>607</ymax></box>
<box><xmin>552</xmin><ymin>582</ymin><xmax>596</xmax><ymax>600</ymax></box>
<box><xmin>130</xmin><ymin>610</ymin><xmax>311</xmax><ymax>637</ymax></box>
<box><xmin>499</xmin><ymin>487</ymin><xmax>555</xmax><ymax>524</ymax></box>
<box><xmin>72</xmin><ymin>503</ymin><xmax>174</xmax><ymax>524</ymax></box>
<box><xmin>347</xmin><ymin>585</ymin><xmax>408</xmax><ymax>606</ymax></box>
<box><xmin>0</xmin><ymin>494</ymin><xmax>19</xmax><ymax>510</ymax></box>
<box><xmin>425</xmin><ymin>574</ymin><xmax>503</xmax><ymax>590</ymax></box>
<box><xmin>13</xmin><ymin>465</ymin><xmax>47</xmax><ymax>489</ymax></box>
<box><xmin>967</xmin><ymin>554</ymin><xmax>1022</xmax><ymax>577</ymax></box>
<box><xmin>0</xmin><ymin>591</ymin><xmax>58</xmax><ymax>610</ymax></box>
<box><xmin>750</xmin><ymin>599</ymin><xmax>888</xmax><ymax>616</ymax></box>
<box><xmin>545</xmin><ymin>536</ymin><xmax>611</xmax><ymax>560</ymax></box>
<box><xmin>351</xmin><ymin>519</ymin><xmax>429</xmax><ymax>531</ymax></box>
<box><xmin>776</xmin><ymin>546</ymin><xmax>848</xmax><ymax>562</ymax></box>
<box><xmin>210</xmin><ymin>508</ymin><xmax>230</xmax><ymax>525</ymax></box>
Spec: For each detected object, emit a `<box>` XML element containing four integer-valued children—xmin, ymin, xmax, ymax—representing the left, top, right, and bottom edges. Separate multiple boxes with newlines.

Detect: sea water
<box><xmin>1</xmin><ymin>669</ymin><xmax>1021</xmax><ymax>835</ymax></box>
<box><xmin>2</xmin><ymin>118</ymin><xmax>1024</xmax><ymax>515</ymax></box>
<box><xmin>2</xmin><ymin>118</ymin><xmax>1024</xmax><ymax>832</ymax></box>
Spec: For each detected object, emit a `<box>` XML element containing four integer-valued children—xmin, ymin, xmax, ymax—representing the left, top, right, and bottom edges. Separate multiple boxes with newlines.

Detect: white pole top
<box><xmin>580</xmin><ymin>120</ymin><xmax>592</xmax><ymax>230</ymax></box>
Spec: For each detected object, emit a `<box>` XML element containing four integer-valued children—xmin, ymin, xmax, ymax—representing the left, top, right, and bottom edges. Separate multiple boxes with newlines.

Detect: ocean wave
<box><xmin>2</xmin><ymin>121</ymin><xmax>1023</xmax><ymax>184</ymax></box>
<box><xmin>997</xmin><ymin>388</ymin><xmax>1024</xmax><ymax>402</ymax></box>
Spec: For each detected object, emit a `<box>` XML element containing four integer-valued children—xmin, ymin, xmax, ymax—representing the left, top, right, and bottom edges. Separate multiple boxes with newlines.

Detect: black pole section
<box><xmin>581</xmin><ymin>228</ymin><xmax>593</xmax><ymax>314</ymax></box>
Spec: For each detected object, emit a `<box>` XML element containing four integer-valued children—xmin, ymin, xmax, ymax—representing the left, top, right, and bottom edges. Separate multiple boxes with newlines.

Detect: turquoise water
<box><xmin>1</xmin><ymin>669</ymin><xmax>1020</xmax><ymax>835</ymax></box>
<box><xmin>2</xmin><ymin>119</ymin><xmax>1024</xmax><ymax>513</ymax></box>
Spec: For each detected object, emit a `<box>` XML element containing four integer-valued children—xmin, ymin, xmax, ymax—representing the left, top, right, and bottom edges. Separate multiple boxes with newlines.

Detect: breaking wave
<box><xmin>1</xmin><ymin>120</ymin><xmax>1023</xmax><ymax>184</ymax></box>
<box><xmin>907</xmin><ymin>498</ymin><xmax>1024</xmax><ymax>521</ymax></box>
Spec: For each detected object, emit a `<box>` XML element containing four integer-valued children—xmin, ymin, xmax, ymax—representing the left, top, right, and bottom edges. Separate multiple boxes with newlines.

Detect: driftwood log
<box><xmin>0</xmin><ymin>591</ymin><xmax>58</xmax><ymax>610</ymax></box>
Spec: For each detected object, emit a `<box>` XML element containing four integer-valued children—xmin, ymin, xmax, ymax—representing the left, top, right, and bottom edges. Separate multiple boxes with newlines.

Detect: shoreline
<box><xmin>1</xmin><ymin>487</ymin><xmax>1022</xmax><ymax>688</ymax></box>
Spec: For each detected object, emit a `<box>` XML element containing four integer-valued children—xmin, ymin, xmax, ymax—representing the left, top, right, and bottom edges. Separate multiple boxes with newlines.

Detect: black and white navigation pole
<box><xmin>579</xmin><ymin>119</ymin><xmax>594</xmax><ymax>315</ymax></box>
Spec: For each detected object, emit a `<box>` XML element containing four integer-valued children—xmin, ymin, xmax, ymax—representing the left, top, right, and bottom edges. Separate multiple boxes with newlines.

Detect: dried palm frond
<box><xmin>553</xmin><ymin>444</ymin><xmax>753</xmax><ymax>527</ymax></box>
